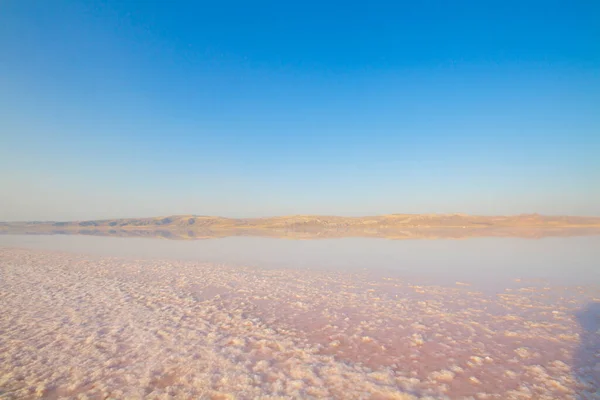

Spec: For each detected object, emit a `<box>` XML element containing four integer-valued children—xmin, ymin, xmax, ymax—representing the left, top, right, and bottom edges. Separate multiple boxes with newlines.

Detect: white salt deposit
<box><xmin>0</xmin><ymin>247</ymin><xmax>598</xmax><ymax>399</ymax></box>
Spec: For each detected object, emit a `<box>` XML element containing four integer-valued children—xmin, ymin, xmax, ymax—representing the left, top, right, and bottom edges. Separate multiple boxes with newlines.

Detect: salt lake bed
<box><xmin>0</xmin><ymin>235</ymin><xmax>599</xmax><ymax>399</ymax></box>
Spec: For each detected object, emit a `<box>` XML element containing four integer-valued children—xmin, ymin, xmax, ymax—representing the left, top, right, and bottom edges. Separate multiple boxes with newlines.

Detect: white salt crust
<box><xmin>0</xmin><ymin>248</ymin><xmax>598</xmax><ymax>399</ymax></box>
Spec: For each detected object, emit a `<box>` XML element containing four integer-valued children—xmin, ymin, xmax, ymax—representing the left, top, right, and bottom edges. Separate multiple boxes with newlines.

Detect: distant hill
<box><xmin>2</xmin><ymin>213</ymin><xmax>600</xmax><ymax>240</ymax></box>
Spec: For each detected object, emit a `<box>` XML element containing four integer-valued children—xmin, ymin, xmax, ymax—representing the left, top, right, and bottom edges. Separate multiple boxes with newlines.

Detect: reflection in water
<box><xmin>3</xmin><ymin>225</ymin><xmax>600</xmax><ymax>241</ymax></box>
<box><xmin>0</xmin><ymin>235</ymin><xmax>599</xmax><ymax>398</ymax></box>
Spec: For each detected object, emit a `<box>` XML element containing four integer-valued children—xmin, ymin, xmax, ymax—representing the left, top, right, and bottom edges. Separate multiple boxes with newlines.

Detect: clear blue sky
<box><xmin>1</xmin><ymin>1</ymin><xmax>599</xmax><ymax>220</ymax></box>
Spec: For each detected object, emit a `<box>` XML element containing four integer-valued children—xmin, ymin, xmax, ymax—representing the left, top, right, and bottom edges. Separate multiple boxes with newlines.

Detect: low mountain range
<box><xmin>2</xmin><ymin>213</ymin><xmax>600</xmax><ymax>240</ymax></box>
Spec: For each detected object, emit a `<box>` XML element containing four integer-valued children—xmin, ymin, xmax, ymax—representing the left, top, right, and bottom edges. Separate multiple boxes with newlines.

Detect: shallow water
<box><xmin>1</xmin><ymin>234</ymin><xmax>599</xmax><ymax>289</ymax></box>
<box><xmin>0</xmin><ymin>235</ymin><xmax>599</xmax><ymax>399</ymax></box>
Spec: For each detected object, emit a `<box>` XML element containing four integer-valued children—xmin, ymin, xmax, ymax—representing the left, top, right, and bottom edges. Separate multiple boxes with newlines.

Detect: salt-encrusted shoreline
<box><xmin>0</xmin><ymin>247</ymin><xmax>598</xmax><ymax>399</ymax></box>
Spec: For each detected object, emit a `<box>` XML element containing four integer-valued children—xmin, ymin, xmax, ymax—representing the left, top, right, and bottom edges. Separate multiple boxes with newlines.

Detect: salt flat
<box><xmin>0</xmin><ymin>247</ymin><xmax>599</xmax><ymax>399</ymax></box>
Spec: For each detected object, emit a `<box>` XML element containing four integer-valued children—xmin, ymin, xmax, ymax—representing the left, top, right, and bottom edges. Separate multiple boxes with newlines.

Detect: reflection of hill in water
<box><xmin>3</xmin><ymin>227</ymin><xmax>600</xmax><ymax>241</ymax></box>
<box><xmin>2</xmin><ymin>214</ymin><xmax>600</xmax><ymax>240</ymax></box>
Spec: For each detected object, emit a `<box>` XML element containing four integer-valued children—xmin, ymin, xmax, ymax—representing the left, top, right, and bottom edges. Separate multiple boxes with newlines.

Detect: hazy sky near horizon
<box><xmin>1</xmin><ymin>1</ymin><xmax>599</xmax><ymax>220</ymax></box>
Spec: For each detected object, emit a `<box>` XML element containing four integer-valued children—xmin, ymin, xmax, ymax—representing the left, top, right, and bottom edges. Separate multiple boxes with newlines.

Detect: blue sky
<box><xmin>1</xmin><ymin>1</ymin><xmax>599</xmax><ymax>220</ymax></box>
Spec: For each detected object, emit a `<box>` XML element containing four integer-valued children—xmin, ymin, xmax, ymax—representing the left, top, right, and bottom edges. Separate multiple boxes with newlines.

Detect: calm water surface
<box><xmin>1</xmin><ymin>234</ymin><xmax>598</xmax><ymax>289</ymax></box>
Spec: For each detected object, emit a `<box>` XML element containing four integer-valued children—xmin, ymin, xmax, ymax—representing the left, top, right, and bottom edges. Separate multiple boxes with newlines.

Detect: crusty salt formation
<box><xmin>0</xmin><ymin>247</ymin><xmax>598</xmax><ymax>399</ymax></box>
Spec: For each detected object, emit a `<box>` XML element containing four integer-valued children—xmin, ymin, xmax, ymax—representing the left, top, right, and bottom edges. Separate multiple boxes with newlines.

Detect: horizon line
<box><xmin>4</xmin><ymin>212</ymin><xmax>600</xmax><ymax>224</ymax></box>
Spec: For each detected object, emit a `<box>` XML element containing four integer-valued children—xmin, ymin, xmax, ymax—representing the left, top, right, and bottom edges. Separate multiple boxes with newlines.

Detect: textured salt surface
<box><xmin>0</xmin><ymin>247</ymin><xmax>598</xmax><ymax>399</ymax></box>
